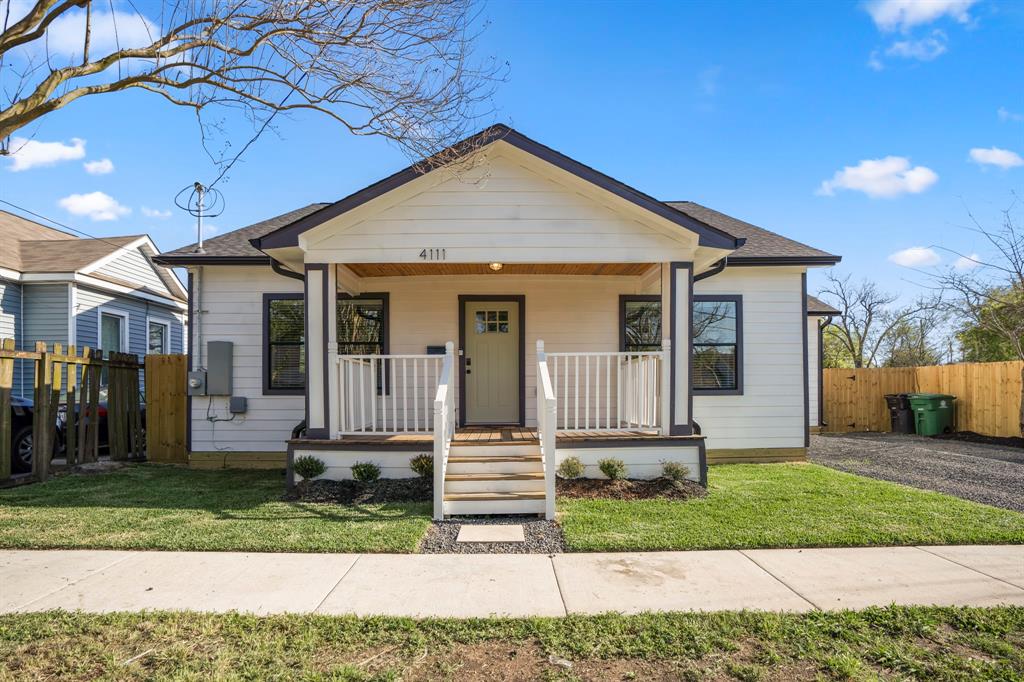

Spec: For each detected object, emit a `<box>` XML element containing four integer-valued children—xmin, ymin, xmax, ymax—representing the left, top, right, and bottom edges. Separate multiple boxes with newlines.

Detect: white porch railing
<box><xmin>432</xmin><ymin>342</ymin><xmax>456</xmax><ymax>520</ymax></box>
<box><xmin>546</xmin><ymin>340</ymin><xmax>670</xmax><ymax>434</ymax></box>
<box><xmin>536</xmin><ymin>341</ymin><xmax>557</xmax><ymax>520</ymax></box>
<box><xmin>336</xmin><ymin>352</ymin><xmax>447</xmax><ymax>434</ymax></box>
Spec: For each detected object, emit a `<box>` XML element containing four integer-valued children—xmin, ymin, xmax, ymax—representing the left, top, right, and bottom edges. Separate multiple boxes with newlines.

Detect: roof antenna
<box><xmin>175</xmin><ymin>181</ymin><xmax>225</xmax><ymax>253</ymax></box>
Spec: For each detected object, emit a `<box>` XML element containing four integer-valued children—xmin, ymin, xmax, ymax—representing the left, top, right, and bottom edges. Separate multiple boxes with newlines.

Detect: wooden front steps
<box><xmin>442</xmin><ymin>442</ymin><xmax>546</xmax><ymax>516</ymax></box>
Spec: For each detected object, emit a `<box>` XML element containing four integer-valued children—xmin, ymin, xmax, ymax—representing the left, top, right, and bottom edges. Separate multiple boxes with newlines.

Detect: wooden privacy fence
<box><xmin>823</xmin><ymin>361</ymin><xmax>1024</xmax><ymax>437</ymax></box>
<box><xmin>145</xmin><ymin>354</ymin><xmax>187</xmax><ymax>464</ymax></box>
<box><xmin>0</xmin><ymin>339</ymin><xmax>144</xmax><ymax>484</ymax></box>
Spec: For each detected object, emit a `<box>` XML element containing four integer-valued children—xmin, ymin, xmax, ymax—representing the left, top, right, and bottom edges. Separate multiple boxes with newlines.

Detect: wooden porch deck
<box><xmin>291</xmin><ymin>427</ymin><xmax>703</xmax><ymax>449</ymax></box>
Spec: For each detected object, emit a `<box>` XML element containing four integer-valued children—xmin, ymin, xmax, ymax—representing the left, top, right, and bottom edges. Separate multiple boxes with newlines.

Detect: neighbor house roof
<box><xmin>0</xmin><ymin>210</ymin><xmax>186</xmax><ymax>302</ymax></box>
<box><xmin>807</xmin><ymin>295</ymin><xmax>840</xmax><ymax>316</ymax></box>
<box><xmin>666</xmin><ymin>202</ymin><xmax>840</xmax><ymax>265</ymax></box>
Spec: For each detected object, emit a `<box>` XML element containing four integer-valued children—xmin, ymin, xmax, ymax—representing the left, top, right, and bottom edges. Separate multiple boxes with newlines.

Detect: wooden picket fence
<box><xmin>0</xmin><ymin>339</ymin><xmax>144</xmax><ymax>484</ymax></box>
<box><xmin>823</xmin><ymin>361</ymin><xmax>1024</xmax><ymax>437</ymax></box>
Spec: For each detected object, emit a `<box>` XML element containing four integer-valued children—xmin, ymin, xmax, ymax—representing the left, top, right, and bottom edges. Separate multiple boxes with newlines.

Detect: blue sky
<box><xmin>2</xmin><ymin>0</ymin><xmax>1022</xmax><ymax>298</ymax></box>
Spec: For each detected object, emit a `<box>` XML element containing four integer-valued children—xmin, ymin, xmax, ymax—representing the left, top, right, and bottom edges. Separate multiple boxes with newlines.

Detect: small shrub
<box><xmin>409</xmin><ymin>453</ymin><xmax>433</xmax><ymax>478</ymax></box>
<box><xmin>598</xmin><ymin>457</ymin><xmax>627</xmax><ymax>480</ymax></box>
<box><xmin>557</xmin><ymin>456</ymin><xmax>585</xmax><ymax>479</ymax></box>
<box><xmin>293</xmin><ymin>455</ymin><xmax>326</xmax><ymax>481</ymax></box>
<box><xmin>351</xmin><ymin>461</ymin><xmax>381</xmax><ymax>483</ymax></box>
<box><xmin>661</xmin><ymin>460</ymin><xmax>691</xmax><ymax>482</ymax></box>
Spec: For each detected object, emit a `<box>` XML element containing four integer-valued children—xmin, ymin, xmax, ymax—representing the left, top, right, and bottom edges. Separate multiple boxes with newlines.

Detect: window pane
<box><xmin>270</xmin><ymin>345</ymin><xmax>305</xmax><ymax>389</ymax></box>
<box><xmin>693</xmin><ymin>345</ymin><xmax>737</xmax><ymax>390</ymax></box>
<box><xmin>693</xmin><ymin>301</ymin><xmax>737</xmax><ymax>344</ymax></box>
<box><xmin>269</xmin><ymin>300</ymin><xmax>304</xmax><ymax>343</ymax></box>
<box><xmin>101</xmin><ymin>314</ymin><xmax>123</xmax><ymax>353</ymax></box>
<box><xmin>337</xmin><ymin>298</ymin><xmax>383</xmax><ymax>352</ymax></box>
<box><xmin>623</xmin><ymin>300</ymin><xmax>661</xmax><ymax>351</ymax></box>
<box><xmin>148</xmin><ymin>323</ymin><xmax>166</xmax><ymax>354</ymax></box>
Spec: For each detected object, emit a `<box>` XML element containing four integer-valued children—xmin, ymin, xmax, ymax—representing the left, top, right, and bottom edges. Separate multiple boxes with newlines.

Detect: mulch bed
<box><xmin>934</xmin><ymin>431</ymin><xmax>1024</xmax><ymax>450</ymax></box>
<box><xmin>286</xmin><ymin>477</ymin><xmax>431</xmax><ymax>504</ymax></box>
<box><xmin>557</xmin><ymin>477</ymin><xmax>707</xmax><ymax>501</ymax></box>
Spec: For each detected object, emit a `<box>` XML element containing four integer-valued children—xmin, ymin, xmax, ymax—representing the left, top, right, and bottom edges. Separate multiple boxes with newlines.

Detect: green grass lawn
<box><xmin>0</xmin><ymin>465</ymin><xmax>431</xmax><ymax>553</ymax></box>
<box><xmin>1</xmin><ymin>607</ymin><xmax>1021</xmax><ymax>680</ymax></box>
<box><xmin>559</xmin><ymin>463</ymin><xmax>1024</xmax><ymax>552</ymax></box>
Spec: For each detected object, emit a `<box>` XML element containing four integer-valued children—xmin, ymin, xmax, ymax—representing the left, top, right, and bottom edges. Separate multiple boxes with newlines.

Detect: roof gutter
<box><xmin>270</xmin><ymin>257</ymin><xmax>305</xmax><ymax>281</ymax></box>
<box><xmin>694</xmin><ymin>257</ymin><xmax>728</xmax><ymax>282</ymax></box>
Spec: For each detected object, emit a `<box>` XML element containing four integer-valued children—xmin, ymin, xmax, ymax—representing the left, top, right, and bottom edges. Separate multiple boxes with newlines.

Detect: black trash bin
<box><xmin>884</xmin><ymin>394</ymin><xmax>914</xmax><ymax>434</ymax></box>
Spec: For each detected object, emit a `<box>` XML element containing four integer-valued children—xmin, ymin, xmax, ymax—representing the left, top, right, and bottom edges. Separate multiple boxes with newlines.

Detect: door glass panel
<box><xmin>476</xmin><ymin>310</ymin><xmax>510</xmax><ymax>334</ymax></box>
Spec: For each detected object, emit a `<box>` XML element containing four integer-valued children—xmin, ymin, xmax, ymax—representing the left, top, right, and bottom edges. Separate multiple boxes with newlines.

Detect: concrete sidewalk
<box><xmin>2</xmin><ymin>545</ymin><xmax>1022</xmax><ymax>618</ymax></box>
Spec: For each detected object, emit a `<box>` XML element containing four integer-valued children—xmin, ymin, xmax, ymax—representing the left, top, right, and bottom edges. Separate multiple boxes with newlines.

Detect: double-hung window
<box><xmin>264</xmin><ymin>294</ymin><xmax>305</xmax><ymax>394</ymax></box>
<box><xmin>692</xmin><ymin>295</ymin><xmax>742</xmax><ymax>394</ymax></box>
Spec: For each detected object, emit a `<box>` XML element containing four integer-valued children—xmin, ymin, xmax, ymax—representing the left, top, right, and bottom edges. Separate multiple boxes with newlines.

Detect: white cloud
<box><xmin>14</xmin><ymin>2</ymin><xmax>157</xmax><ymax>59</ymax></box>
<box><xmin>954</xmin><ymin>253</ymin><xmax>981</xmax><ymax>270</ymax></box>
<box><xmin>141</xmin><ymin>206</ymin><xmax>172</xmax><ymax>219</ymax></box>
<box><xmin>865</xmin><ymin>0</ymin><xmax>977</xmax><ymax>33</ymax></box>
<box><xmin>889</xmin><ymin>246</ymin><xmax>941</xmax><ymax>267</ymax></box>
<box><xmin>867</xmin><ymin>50</ymin><xmax>885</xmax><ymax>71</ymax></box>
<box><xmin>817</xmin><ymin>156</ymin><xmax>938</xmax><ymax>198</ymax></box>
<box><xmin>58</xmin><ymin>191</ymin><xmax>130</xmax><ymax>221</ymax></box>
<box><xmin>6</xmin><ymin>136</ymin><xmax>85</xmax><ymax>171</ymax></box>
<box><xmin>969</xmin><ymin>147</ymin><xmax>1024</xmax><ymax>169</ymax></box>
<box><xmin>885</xmin><ymin>30</ymin><xmax>948</xmax><ymax>61</ymax></box>
<box><xmin>83</xmin><ymin>158</ymin><xmax>114</xmax><ymax>175</ymax></box>
<box><xmin>998</xmin><ymin>107</ymin><xmax>1024</xmax><ymax>122</ymax></box>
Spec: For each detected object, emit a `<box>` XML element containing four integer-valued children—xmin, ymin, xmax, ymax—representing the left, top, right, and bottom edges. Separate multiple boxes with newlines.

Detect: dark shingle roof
<box><xmin>807</xmin><ymin>295</ymin><xmax>840</xmax><ymax>316</ymax></box>
<box><xmin>157</xmin><ymin>203</ymin><xmax>330</xmax><ymax>262</ymax></box>
<box><xmin>666</xmin><ymin>201</ymin><xmax>839</xmax><ymax>263</ymax></box>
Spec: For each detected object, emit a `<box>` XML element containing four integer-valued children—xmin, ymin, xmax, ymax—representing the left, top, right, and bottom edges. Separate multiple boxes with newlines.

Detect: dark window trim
<box><xmin>337</xmin><ymin>292</ymin><xmax>391</xmax><ymax>394</ymax></box>
<box><xmin>458</xmin><ymin>294</ymin><xmax>526</xmax><ymax>428</ymax></box>
<box><xmin>618</xmin><ymin>294</ymin><xmax>662</xmax><ymax>352</ymax></box>
<box><xmin>263</xmin><ymin>292</ymin><xmax>305</xmax><ymax>396</ymax></box>
<box><xmin>692</xmin><ymin>294</ymin><xmax>744</xmax><ymax>396</ymax></box>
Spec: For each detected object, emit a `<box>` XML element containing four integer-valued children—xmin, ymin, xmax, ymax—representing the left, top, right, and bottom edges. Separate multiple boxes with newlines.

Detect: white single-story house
<box><xmin>156</xmin><ymin>125</ymin><xmax>840</xmax><ymax>519</ymax></box>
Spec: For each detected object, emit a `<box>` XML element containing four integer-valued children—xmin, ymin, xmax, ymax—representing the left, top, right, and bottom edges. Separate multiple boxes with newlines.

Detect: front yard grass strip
<box><xmin>559</xmin><ymin>463</ymin><xmax>1024</xmax><ymax>552</ymax></box>
<box><xmin>0</xmin><ymin>606</ymin><xmax>1021</xmax><ymax>680</ymax></box>
<box><xmin>0</xmin><ymin>465</ymin><xmax>431</xmax><ymax>553</ymax></box>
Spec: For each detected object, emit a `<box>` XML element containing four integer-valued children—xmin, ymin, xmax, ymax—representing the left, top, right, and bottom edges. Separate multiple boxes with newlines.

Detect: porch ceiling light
<box><xmin>488</xmin><ymin>262</ymin><xmax>503</xmax><ymax>272</ymax></box>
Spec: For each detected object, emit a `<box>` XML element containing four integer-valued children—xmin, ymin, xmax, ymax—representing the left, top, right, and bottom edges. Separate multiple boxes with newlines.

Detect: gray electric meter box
<box><xmin>206</xmin><ymin>341</ymin><xmax>233</xmax><ymax>395</ymax></box>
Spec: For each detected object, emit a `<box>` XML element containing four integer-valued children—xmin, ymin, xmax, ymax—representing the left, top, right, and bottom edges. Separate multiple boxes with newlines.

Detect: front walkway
<box><xmin>3</xmin><ymin>545</ymin><xmax>1022</xmax><ymax>617</ymax></box>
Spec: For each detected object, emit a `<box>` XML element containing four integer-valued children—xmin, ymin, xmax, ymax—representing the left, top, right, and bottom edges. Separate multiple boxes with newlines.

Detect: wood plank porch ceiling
<box><xmin>345</xmin><ymin>263</ymin><xmax>657</xmax><ymax>277</ymax></box>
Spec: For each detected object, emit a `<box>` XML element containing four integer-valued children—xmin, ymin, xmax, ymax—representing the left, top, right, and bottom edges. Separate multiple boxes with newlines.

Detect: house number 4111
<box><xmin>419</xmin><ymin>248</ymin><xmax>446</xmax><ymax>261</ymax></box>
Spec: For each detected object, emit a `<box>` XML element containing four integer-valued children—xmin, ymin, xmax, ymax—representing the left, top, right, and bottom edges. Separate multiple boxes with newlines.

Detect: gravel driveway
<box><xmin>810</xmin><ymin>432</ymin><xmax>1024</xmax><ymax>513</ymax></box>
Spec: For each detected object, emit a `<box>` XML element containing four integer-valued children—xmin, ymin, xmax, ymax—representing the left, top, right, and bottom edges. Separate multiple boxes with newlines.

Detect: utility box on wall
<box><xmin>206</xmin><ymin>341</ymin><xmax>233</xmax><ymax>395</ymax></box>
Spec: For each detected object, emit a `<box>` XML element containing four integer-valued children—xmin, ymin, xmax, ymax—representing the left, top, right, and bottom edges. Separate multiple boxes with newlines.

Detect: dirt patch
<box><xmin>557</xmin><ymin>476</ymin><xmax>707</xmax><ymax>501</ymax></box>
<box><xmin>934</xmin><ymin>431</ymin><xmax>1024</xmax><ymax>450</ymax></box>
<box><xmin>286</xmin><ymin>477</ymin><xmax>431</xmax><ymax>504</ymax></box>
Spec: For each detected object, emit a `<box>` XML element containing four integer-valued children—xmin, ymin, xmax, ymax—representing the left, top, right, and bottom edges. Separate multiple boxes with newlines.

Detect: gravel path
<box><xmin>419</xmin><ymin>516</ymin><xmax>566</xmax><ymax>554</ymax></box>
<box><xmin>810</xmin><ymin>433</ymin><xmax>1024</xmax><ymax>512</ymax></box>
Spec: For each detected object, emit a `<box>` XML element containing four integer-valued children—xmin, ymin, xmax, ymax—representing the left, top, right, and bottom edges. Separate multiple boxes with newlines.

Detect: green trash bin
<box><xmin>907</xmin><ymin>393</ymin><xmax>956</xmax><ymax>436</ymax></box>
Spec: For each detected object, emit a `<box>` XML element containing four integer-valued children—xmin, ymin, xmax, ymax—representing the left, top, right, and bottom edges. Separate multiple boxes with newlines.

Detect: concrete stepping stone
<box><xmin>456</xmin><ymin>524</ymin><xmax>525</xmax><ymax>543</ymax></box>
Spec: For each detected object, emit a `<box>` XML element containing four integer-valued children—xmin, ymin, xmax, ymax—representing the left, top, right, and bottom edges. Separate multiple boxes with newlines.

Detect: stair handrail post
<box><xmin>660</xmin><ymin>338</ymin><xmax>672</xmax><ymax>436</ymax></box>
<box><xmin>536</xmin><ymin>340</ymin><xmax>557</xmax><ymax>520</ymax></box>
<box><xmin>432</xmin><ymin>341</ymin><xmax>455</xmax><ymax>521</ymax></box>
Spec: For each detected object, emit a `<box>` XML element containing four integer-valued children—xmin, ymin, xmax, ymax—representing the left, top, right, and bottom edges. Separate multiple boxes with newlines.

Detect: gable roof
<box><xmin>251</xmin><ymin>125</ymin><xmax>743</xmax><ymax>253</ymax></box>
<box><xmin>666</xmin><ymin>202</ymin><xmax>840</xmax><ymax>265</ymax></box>
<box><xmin>0</xmin><ymin>210</ymin><xmax>186</xmax><ymax>302</ymax></box>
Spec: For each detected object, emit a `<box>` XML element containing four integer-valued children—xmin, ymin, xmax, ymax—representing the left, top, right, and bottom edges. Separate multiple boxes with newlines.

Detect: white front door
<box><xmin>463</xmin><ymin>300</ymin><xmax>520</xmax><ymax>424</ymax></box>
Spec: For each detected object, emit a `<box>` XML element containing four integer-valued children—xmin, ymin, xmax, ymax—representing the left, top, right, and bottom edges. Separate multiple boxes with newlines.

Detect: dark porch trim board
<box><xmin>668</xmin><ymin>262</ymin><xmax>694</xmax><ymax>436</ymax></box>
<box><xmin>457</xmin><ymin>294</ymin><xmax>526</xmax><ymax>428</ymax></box>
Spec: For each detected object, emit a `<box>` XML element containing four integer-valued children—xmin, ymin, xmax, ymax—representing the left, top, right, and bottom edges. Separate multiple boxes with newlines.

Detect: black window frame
<box><xmin>337</xmin><ymin>292</ymin><xmax>390</xmax><ymax>394</ymax></box>
<box><xmin>692</xmin><ymin>294</ymin><xmax>743</xmax><ymax>395</ymax></box>
<box><xmin>619</xmin><ymin>295</ymin><xmax>663</xmax><ymax>353</ymax></box>
<box><xmin>263</xmin><ymin>292</ymin><xmax>305</xmax><ymax>396</ymax></box>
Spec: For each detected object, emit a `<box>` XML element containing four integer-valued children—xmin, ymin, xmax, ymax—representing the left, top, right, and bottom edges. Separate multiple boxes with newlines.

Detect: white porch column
<box><xmin>666</xmin><ymin>262</ymin><xmax>693</xmax><ymax>435</ymax></box>
<box><xmin>304</xmin><ymin>263</ymin><xmax>332</xmax><ymax>438</ymax></box>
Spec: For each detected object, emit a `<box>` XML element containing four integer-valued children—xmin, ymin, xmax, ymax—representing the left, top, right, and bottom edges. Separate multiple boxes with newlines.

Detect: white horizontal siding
<box><xmin>292</xmin><ymin>449</ymin><xmax>427</xmax><ymax>481</ymax></box>
<box><xmin>190</xmin><ymin>266</ymin><xmax>304</xmax><ymax>453</ymax></box>
<box><xmin>556</xmin><ymin>445</ymin><xmax>701</xmax><ymax>482</ymax></box>
<box><xmin>692</xmin><ymin>268</ymin><xmax>806</xmax><ymax>450</ymax></box>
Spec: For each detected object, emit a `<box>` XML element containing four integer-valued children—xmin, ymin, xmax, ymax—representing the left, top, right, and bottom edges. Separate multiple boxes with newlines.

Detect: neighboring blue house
<box><xmin>0</xmin><ymin>210</ymin><xmax>187</xmax><ymax>396</ymax></box>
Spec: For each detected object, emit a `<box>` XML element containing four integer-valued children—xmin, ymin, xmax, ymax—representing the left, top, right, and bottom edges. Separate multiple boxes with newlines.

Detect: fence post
<box><xmin>76</xmin><ymin>347</ymin><xmax>90</xmax><ymax>464</ymax></box>
<box><xmin>32</xmin><ymin>342</ymin><xmax>51</xmax><ymax>481</ymax></box>
<box><xmin>0</xmin><ymin>338</ymin><xmax>13</xmax><ymax>481</ymax></box>
<box><xmin>65</xmin><ymin>346</ymin><xmax>77</xmax><ymax>466</ymax></box>
<box><xmin>87</xmin><ymin>350</ymin><xmax>101</xmax><ymax>462</ymax></box>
